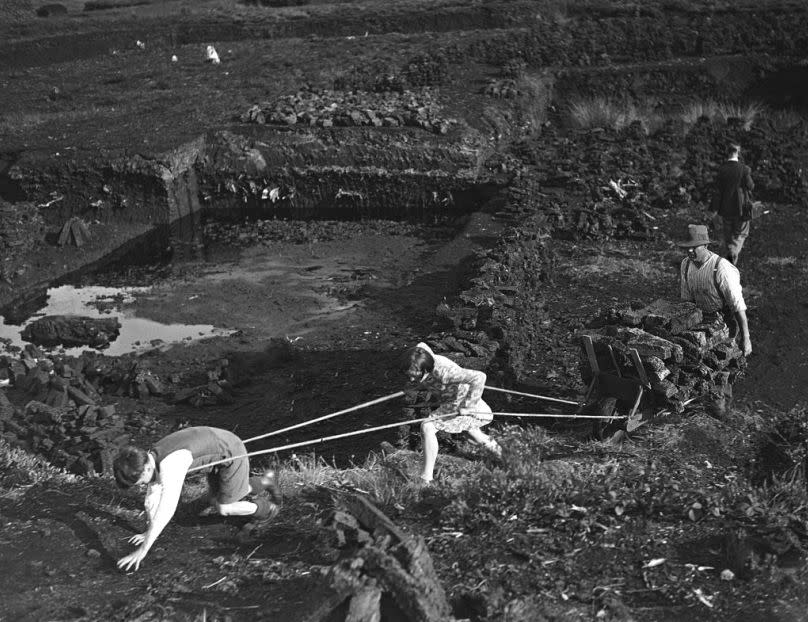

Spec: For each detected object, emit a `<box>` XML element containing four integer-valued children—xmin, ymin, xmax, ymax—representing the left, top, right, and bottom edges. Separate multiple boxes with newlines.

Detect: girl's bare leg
<box><xmin>420</xmin><ymin>420</ymin><xmax>439</xmax><ymax>482</ymax></box>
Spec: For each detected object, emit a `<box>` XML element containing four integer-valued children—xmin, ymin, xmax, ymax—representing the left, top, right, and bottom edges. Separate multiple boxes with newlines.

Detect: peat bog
<box><xmin>2</xmin><ymin>1</ymin><xmax>808</xmax><ymax>620</ymax></box>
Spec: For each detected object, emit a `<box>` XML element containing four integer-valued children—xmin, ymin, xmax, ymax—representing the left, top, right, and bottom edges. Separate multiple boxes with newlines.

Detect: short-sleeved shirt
<box><xmin>680</xmin><ymin>251</ymin><xmax>746</xmax><ymax>313</ymax></box>
<box><xmin>152</xmin><ymin>427</ymin><xmax>249</xmax><ymax>504</ymax></box>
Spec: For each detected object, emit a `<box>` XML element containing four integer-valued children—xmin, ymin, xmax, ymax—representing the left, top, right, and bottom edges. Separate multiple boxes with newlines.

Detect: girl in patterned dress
<box><xmin>402</xmin><ymin>342</ymin><xmax>502</xmax><ymax>485</ymax></box>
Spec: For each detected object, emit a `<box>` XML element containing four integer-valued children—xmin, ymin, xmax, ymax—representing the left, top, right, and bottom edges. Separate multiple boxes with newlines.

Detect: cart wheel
<box><xmin>591</xmin><ymin>397</ymin><xmax>618</xmax><ymax>441</ymax></box>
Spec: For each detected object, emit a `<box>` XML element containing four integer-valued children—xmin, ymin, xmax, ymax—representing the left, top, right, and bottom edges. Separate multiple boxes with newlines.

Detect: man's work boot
<box><xmin>249</xmin><ymin>469</ymin><xmax>282</xmax><ymax>504</ymax></box>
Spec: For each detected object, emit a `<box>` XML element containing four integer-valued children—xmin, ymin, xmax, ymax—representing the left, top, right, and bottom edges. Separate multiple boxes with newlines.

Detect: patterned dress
<box><xmin>414</xmin><ymin>342</ymin><xmax>493</xmax><ymax>433</ymax></box>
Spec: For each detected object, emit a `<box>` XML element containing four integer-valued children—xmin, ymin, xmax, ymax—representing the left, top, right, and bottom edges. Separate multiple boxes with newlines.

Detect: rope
<box><xmin>242</xmin><ymin>391</ymin><xmax>405</xmax><ymax>444</ymax></box>
<box><xmin>488</xmin><ymin>411</ymin><xmax>627</xmax><ymax>420</ymax></box>
<box><xmin>189</xmin><ymin>380</ymin><xmax>619</xmax><ymax>473</ymax></box>
<box><xmin>241</xmin><ymin>384</ymin><xmax>582</xmax><ymax>446</ymax></box>
<box><xmin>189</xmin><ymin>407</ymin><xmax>627</xmax><ymax>474</ymax></box>
<box><xmin>188</xmin><ymin>411</ymin><xmax>457</xmax><ymax>473</ymax></box>
<box><xmin>484</xmin><ymin>385</ymin><xmax>580</xmax><ymax>406</ymax></box>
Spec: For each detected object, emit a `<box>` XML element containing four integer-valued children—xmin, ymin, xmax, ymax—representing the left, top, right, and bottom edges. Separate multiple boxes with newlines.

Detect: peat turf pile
<box><xmin>510</xmin><ymin>170</ymin><xmax>660</xmax><ymax>242</ymax></box>
<box><xmin>21</xmin><ymin>315</ymin><xmax>121</xmax><ymax>350</ymax></box>
<box><xmin>434</xmin><ymin>204</ymin><xmax>554</xmax><ymax>385</ymax></box>
<box><xmin>0</xmin><ymin>392</ymin><xmax>126</xmax><ymax>476</ymax></box>
<box><xmin>171</xmin><ymin>358</ymin><xmax>237</xmax><ymax>407</ymax></box>
<box><xmin>0</xmin><ymin>347</ymin><xmax>166</xmax><ymax>401</ymax></box>
<box><xmin>0</xmin><ymin>348</ymin><xmax>166</xmax><ymax>474</ymax></box>
<box><xmin>579</xmin><ymin>299</ymin><xmax>747</xmax><ymax>414</ymax></box>
<box><xmin>0</xmin><ymin>343</ymin><xmax>262</xmax><ymax>471</ymax></box>
<box><xmin>242</xmin><ymin>87</ymin><xmax>456</xmax><ymax>135</ymax></box>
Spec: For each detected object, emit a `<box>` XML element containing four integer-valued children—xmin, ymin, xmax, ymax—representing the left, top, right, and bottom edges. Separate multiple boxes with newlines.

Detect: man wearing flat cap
<box><xmin>678</xmin><ymin>223</ymin><xmax>752</xmax><ymax>357</ymax></box>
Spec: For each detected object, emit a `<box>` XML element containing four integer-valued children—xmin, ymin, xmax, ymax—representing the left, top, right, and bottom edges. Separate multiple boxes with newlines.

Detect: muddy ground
<box><xmin>2</xmin><ymin>1</ymin><xmax>808</xmax><ymax>621</ymax></box>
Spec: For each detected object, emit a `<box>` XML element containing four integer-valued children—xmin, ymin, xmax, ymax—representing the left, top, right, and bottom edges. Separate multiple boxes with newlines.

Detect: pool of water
<box><xmin>0</xmin><ymin>285</ymin><xmax>233</xmax><ymax>357</ymax></box>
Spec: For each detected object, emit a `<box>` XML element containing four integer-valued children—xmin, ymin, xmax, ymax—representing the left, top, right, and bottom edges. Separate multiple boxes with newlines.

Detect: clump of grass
<box><xmin>518</xmin><ymin>73</ymin><xmax>553</xmax><ymax>132</ymax></box>
<box><xmin>680</xmin><ymin>100</ymin><xmax>720</xmax><ymax>126</ymax></box>
<box><xmin>721</xmin><ymin>102</ymin><xmax>763</xmax><ymax>128</ymax></box>
<box><xmin>568</xmin><ymin>97</ymin><xmax>661</xmax><ymax>133</ymax></box>
<box><xmin>680</xmin><ymin>101</ymin><xmax>763</xmax><ymax>130</ymax></box>
<box><xmin>569</xmin><ymin>98</ymin><xmax>627</xmax><ymax>129</ymax></box>
<box><xmin>282</xmin><ymin>450</ymin><xmax>422</xmax><ymax>506</ymax></box>
<box><xmin>0</xmin><ymin>438</ymin><xmax>74</xmax><ymax>493</ymax></box>
<box><xmin>568</xmin><ymin>98</ymin><xmax>764</xmax><ymax>134</ymax></box>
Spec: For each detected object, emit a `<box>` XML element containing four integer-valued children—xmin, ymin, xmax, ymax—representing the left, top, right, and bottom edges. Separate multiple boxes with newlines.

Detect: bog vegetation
<box><xmin>569</xmin><ymin>98</ymin><xmax>764</xmax><ymax>133</ymax></box>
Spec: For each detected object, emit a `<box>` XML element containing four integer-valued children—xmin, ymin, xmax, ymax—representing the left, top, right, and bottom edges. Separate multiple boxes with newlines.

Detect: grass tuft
<box><xmin>568</xmin><ymin>98</ymin><xmax>763</xmax><ymax>134</ymax></box>
<box><xmin>282</xmin><ymin>450</ymin><xmax>423</xmax><ymax>505</ymax></box>
<box><xmin>680</xmin><ymin>101</ymin><xmax>763</xmax><ymax>131</ymax></box>
<box><xmin>568</xmin><ymin>97</ymin><xmax>661</xmax><ymax>134</ymax></box>
<box><xmin>0</xmin><ymin>438</ymin><xmax>75</xmax><ymax>493</ymax></box>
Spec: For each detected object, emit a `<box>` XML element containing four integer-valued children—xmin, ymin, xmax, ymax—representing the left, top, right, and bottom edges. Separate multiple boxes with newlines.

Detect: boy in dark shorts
<box><xmin>113</xmin><ymin>426</ymin><xmax>281</xmax><ymax>572</ymax></box>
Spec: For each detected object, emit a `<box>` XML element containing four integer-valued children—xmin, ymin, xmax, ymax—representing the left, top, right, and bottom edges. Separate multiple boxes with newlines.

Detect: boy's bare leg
<box><xmin>215</xmin><ymin>500</ymin><xmax>259</xmax><ymax>516</ymax></box>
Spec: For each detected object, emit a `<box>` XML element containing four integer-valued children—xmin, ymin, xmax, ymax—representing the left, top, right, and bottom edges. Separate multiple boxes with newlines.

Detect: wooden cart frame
<box><xmin>579</xmin><ymin>335</ymin><xmax>655</xmax><ymax>437</ymax></box>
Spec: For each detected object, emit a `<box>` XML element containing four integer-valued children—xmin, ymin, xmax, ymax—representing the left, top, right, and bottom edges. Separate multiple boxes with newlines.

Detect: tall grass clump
<box><xmin>0</xmin><ymin>438</ymin><xmax>74</xmax><ymax>493</ymax></box>
<box><xmin>568</xmin><ymin>97</ymin><xmax>661</xmax><ymax>133</ymax></box>
<box><xmin>518</xmin><ymin>73</ymin><xmax>553</xmax><ymax>133</ymax></box>
<box><xmin>681</xmin><ymin>101</ymin><xmax>763</xmax><ymax>131</ymax></box>
<box><xmin>282</xmin><ymin>451</ymin><xmax>423</xmax><ymax>506</ymax></box>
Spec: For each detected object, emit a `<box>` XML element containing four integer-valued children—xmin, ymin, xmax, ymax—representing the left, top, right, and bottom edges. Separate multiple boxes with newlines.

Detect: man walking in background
<box><xmin>710</xmin><ymin>143</ymin><xmax>755</xmax><ymax>265</ymax></box>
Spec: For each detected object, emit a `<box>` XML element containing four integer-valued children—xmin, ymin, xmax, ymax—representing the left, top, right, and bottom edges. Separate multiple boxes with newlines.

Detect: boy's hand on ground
<box><xmin>118</xmin><ymin>547</ymin><xmax>149</xmax><ymax>572</ymax></box>
<box><xmin>742</xmin><ymin>337</ymin><xmax>752</xmax><ymax>356</ymax></box>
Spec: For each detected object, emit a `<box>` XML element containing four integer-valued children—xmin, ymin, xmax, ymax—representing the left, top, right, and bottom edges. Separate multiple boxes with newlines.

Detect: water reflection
<box><xmin>0</xmin><ymin>285</ymin><xmax>232</xmax><ymax>357</ymax></box>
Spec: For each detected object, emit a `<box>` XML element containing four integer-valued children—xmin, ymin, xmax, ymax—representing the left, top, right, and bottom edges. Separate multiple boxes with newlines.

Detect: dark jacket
<box><xmin>710</xmin><ymin>159</ymin><xmax>754</xmax><ymax>220</ymax></box>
